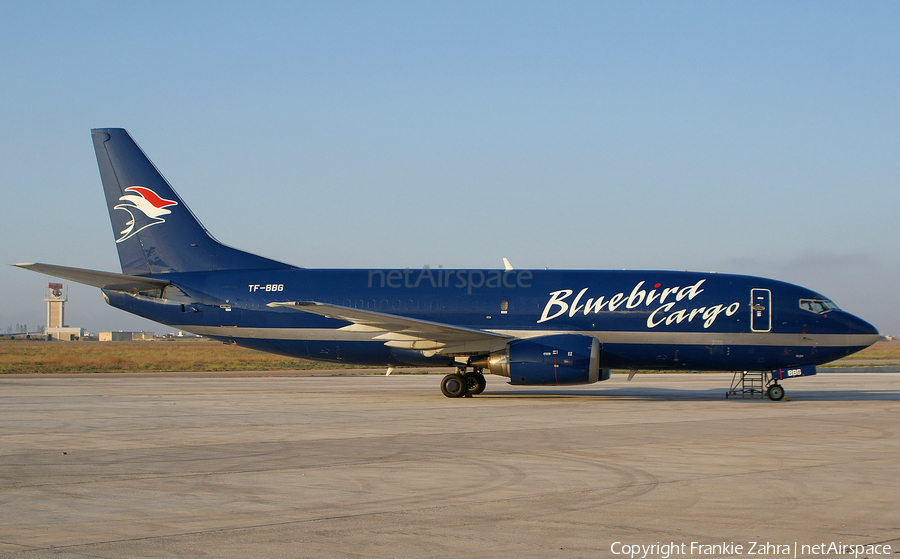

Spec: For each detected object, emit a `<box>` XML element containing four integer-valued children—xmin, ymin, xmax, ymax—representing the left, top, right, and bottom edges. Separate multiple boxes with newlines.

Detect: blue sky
<box><xmin>2</xmin><ymin>1</ymin><xmax>898</xmax><ymax>335</ymax></box>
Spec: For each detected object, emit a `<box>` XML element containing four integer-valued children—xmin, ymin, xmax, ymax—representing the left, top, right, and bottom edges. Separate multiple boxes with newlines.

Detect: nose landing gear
<box><xmin>440</xmin><ymin>367</ymin><xmax>486</xmax><ymax>398</ymax></box>
<box><xmin>766</xmin><ymin>383</ymin><xmax>785</xmax><ymax>401</ymax></box>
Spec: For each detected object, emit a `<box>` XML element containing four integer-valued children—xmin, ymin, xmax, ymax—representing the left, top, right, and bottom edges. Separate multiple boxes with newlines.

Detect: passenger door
<box><xmin>750</xmin><ymin>288</ymin><xmax>771</xmax><ymax>332</ymax></box>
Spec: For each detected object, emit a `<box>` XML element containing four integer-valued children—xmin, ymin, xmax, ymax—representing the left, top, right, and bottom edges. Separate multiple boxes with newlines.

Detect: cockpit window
<box><xmin>799</xmin><ymin>299</ymin><xmax>839</xmax><ymax>314</ymax></box>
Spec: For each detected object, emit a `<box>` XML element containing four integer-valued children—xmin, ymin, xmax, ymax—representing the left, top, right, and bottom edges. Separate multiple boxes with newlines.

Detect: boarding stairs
<box><xmin>726</xmin><ymin>371</ymin><xmax>768</xmax><ymax>398</ymax></box>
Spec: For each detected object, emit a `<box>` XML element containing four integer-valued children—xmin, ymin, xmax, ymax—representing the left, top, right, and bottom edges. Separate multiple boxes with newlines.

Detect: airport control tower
<box><xmin>46</xmin><ymin>282</ymin><xmax>66</xmax><ymax>329</ymax></box>
<box><xmin>44</xmin><ymin>283</ymin><xmax>83</xmax><ymax>340</ymax></box>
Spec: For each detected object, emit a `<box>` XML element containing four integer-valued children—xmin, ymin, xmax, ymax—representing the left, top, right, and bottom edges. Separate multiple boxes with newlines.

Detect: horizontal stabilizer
<box><xmin>12</xmin><ymin>263</ymin><xmax>170</xmax><ymax>293</ymax></box>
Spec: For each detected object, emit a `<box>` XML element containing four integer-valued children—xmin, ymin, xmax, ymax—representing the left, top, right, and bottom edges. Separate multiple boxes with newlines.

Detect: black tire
<box><xmin>767</xmin><ymin>384</ymin><xmax>785</xmax><ymax>401</ymax></box>
<box><xmin>465</xmin><ymin>371</ymin><xmax>486</xmax><ymax>395</ymax></box>
<box><xmin>441</xmin><ymin>373</ymin><xmax>467</xmax><ymax>398</ymax></box>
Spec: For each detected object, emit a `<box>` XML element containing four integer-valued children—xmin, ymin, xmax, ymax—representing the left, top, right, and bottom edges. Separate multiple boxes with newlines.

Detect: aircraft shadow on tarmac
<box><xmin>479</xmin><ymin>386</ymin><xmax>900</xmax><ymax>401</ymax></box>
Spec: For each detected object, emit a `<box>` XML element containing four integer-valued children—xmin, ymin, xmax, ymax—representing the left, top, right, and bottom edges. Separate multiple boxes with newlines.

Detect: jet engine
<box><xmin>471</xmin><ymin>334</ymin><xmax>610</xmax><ymax>385</ymax></box>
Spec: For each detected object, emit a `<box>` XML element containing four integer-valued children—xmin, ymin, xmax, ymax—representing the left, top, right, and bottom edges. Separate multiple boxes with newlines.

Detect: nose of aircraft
<box><xmin>839</xmin><ymin>311</ymin><xmax>880</xmax><ymax>347</ymax></box>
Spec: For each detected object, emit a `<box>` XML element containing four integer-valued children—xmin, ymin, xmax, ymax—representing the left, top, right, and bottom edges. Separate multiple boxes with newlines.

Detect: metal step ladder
<box><xmin>726</xmin><ymin>371</ymin><xmax>768</xmax><ymax>398</ymax></box>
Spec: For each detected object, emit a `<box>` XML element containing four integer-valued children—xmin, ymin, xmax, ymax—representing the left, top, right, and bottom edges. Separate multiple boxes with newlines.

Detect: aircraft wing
<box><xmin>267</xmin><ymin>301</ymin><xmax>512</xmax><ymax>355</ymax></box>
<box><xmin>12</xmin><ymin>263</ymin><xmax>170</xmax><ymax>293</ymax></box>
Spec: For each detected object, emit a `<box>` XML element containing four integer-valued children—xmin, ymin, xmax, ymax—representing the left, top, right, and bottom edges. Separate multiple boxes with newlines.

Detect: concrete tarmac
<box><xmin>1</xmin><ymin>372</ymin><xmax>898</xmax><ymax>558</ymax></box>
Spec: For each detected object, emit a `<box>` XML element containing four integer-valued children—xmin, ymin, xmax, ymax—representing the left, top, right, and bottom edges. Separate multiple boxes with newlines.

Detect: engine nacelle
<box><xmin>473</xmin><ymin>334</ymin><xmax>610</xmax><ymax>386</ymax></box>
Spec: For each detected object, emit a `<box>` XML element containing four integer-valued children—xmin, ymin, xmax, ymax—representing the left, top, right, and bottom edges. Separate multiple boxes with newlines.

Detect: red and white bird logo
<box><xmin>113</xmin><ymin>186</ymin><xmax>178</xmax><ymax>243</ymax></box>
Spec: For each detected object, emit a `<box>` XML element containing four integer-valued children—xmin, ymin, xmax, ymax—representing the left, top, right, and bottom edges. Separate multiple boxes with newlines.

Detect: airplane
<box><xmin>14</xmin><ymin>128</ymin><xmax>879</xmax><ymax>400</ymax></box>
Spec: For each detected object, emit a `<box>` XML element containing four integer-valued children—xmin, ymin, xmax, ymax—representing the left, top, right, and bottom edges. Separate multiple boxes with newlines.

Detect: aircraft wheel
<box><xmin>767</xmin><ymin>384</ymin><xmax>785</xmax><ymax>401</ymax></box>
<box><xmin>465</xmin><ymin>371</ymin><xmax>486</xmax><ymax>395</ymax></box>
<box><xmin>441</xmin><ymin>373</ymin><xmax>467</xmax><ymax>398</ymax></box>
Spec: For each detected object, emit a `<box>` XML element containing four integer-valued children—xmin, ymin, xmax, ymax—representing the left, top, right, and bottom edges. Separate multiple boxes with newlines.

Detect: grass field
<box><xmin>0</xmin><ymin>340</ymin><xmax>366</xmax><ymax>374</ymax></box>
<box><xmin>1</xmin><ymin>339</ymin><xmax>897</xmax><ymax>375</ymax></box>
<box><xmin>817</xmin><ymin>340</ymin><xmax>900</xmax><ymax>366</ymax></box>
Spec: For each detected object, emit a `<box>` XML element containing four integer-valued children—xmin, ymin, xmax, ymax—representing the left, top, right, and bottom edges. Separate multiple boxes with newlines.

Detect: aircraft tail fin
<box><xmin>91</xmin><ymin>128</ymin><xmax>294</xmax><ymax>275</ymax></box>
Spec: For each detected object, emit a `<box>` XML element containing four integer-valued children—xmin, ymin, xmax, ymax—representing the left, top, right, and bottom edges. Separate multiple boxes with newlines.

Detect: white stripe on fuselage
<box><xmin>173</xmin><ymin>325</ymin><xmax>874</xmax><ymax>349</ymax></box>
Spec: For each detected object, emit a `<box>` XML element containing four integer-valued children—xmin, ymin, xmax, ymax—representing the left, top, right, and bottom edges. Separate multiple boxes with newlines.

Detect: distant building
<box><xmin>99</xmin><ymin>331</ymin><xmax>156</xmax><ymax>341</ymax></box>
<box><xmin>100</xmin><ymin>331</ymin><xmax>129</xmax><ymax>342</ymax></box>
<box><xmin>45</xmin><ymin>327</ymin><xmax>84</xmax><ymax>341</ymax></box>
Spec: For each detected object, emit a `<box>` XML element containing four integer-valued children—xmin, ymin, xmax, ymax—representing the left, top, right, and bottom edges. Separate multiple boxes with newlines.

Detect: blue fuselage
<box><xmin>103</xmin><ymin>267</ymin><xmax>878</xmax><ymax>371</ymax></box>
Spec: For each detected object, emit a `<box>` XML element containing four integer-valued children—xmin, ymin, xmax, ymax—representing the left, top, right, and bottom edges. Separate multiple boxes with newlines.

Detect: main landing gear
<box><xmin>440</xmin><ymin>367</ymin><xmax>486</xmax><ymax>398</ymax></box>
